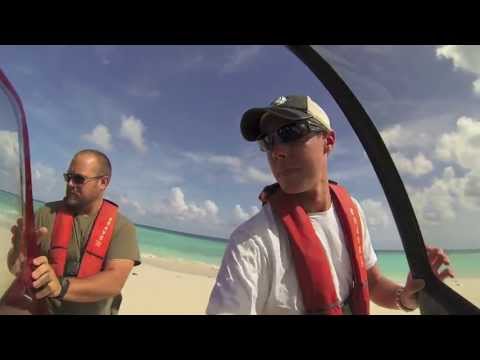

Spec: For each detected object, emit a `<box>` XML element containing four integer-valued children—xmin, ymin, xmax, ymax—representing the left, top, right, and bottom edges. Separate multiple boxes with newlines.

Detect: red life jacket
<box><xmin>266</xmin><ymin>181</ymin><xmax>370</xmax><ymax>315</ymax></box>
<box><xmin>49</xmin><ymin>199</ymin><xmax>118</xmax><ymax>278</ymax></box>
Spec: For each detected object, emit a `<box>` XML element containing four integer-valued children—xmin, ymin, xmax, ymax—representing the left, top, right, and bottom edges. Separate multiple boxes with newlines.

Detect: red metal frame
<box><xmin>0</xmin><ymin>69</ymin><xmax>47</xmax><ymax>314</ymax></box>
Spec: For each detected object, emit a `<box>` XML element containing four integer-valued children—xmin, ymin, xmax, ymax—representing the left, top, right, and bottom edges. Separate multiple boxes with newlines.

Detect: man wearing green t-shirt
<box><xmin>8</xmin><ymin>149</ymin><xmax>140</xmax><ymax>314</ymax></box>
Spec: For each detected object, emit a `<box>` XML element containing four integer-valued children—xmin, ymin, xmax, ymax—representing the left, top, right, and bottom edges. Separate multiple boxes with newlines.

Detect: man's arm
<box><xmin>62</xmin><ymin>259</ymin><xmax>134</xmax><ymax>302</ymax></box>
<box><xmin>367</xmin><ymin>246</ymin><xmax>454</xmax><ymax>310</ymax></box>
<box><xmin>32</xmin><ymin>257</ymin><xmax>134</xmax><ymax>302</ymax></box>
<box><xmin>367</xmin><ymin>264</ymin><xmax>405</xmax><ymax>309</ymax></box>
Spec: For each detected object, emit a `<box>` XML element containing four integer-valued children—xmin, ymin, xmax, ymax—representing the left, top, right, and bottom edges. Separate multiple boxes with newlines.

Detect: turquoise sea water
<box><xmin>1</xmin><ymin>189</ymin><xmax>479</xmax><ymax>279</ymax></box>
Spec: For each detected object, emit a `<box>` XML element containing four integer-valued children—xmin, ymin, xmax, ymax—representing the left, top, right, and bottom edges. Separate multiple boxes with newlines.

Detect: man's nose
<box><xmin>270</xmin><ymin>142</ymin><xmax>288</xmax><ymax>160</ymax></box>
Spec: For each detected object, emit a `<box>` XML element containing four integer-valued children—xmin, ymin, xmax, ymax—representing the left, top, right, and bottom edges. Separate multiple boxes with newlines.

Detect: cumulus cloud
<box><xmin>152</xmin><ymin>187</ymin><xmax>221</xmax><ymax>224</ymax></box>
<box><xmin>436</xmin><ymin>45</ymin><xmax>480</xmax><ymax>95</ymax></box>
<box><xmin>406</xmin><ymin>166</ymin><xmax>480</xmax><ymax>225</ymax></box>
<box><xmin>380</xmin><ymin>124</ymin><xmax>430</xmax><ymax>150</ymax></box>
<box><xmin>241</xmin><ymin>166</ymin><xmax>274</xmax><ymax>184</ymax></box>
<box><xmin>391</xmin><ymin>152</ymin><xmax>434</xmax><ymax>177</ymax></box>
<box><xmin>463</xmin><ymin>171</ymin><xmax>480</xmax><ymax>208</ymax></box>
<box><xmin>119</xmin><ymin>195</ymin><xmax>147</xmax><ymax>216</ymax></box>
<box><xmin>0</xmin><ymin>131</ymin><xmax>19</xmax><ymax>172</ymax></box>
<box><xmin>0</xmin><ymin>131</ymin><xmax>20</xmax><ymax>193</ymax></box>
<box><xmin>81</xmin><ymin>124</ymin><xmax>113</xmax><ymax>151</ymax></box>
<box><xmin>404</xmin><ymin>113</ymin><xmax>480</xmax><ymax>226</ymax></box>
<box><xmin>232</xmin><ymin>204</ymin><xmax>260</xmax><ymax>224</ymax></box>
<box><xmin>360</xmin><ymin>199</ymin><xmax>390</xmax><ymax>227</ymax></box>
<box><xmin>120</xmin><ymin>115</ymin><xmax>147</xmax><ymax>153</ymax></box>
<box><xmin>435</xmin><ymin>116</ymin><xmax>480</xmax><ymax>170</ymax></box>
<box><xmin>31</xmin><ymin>162</ymin><xmax>63</xmax><ymax>201</ymax></box>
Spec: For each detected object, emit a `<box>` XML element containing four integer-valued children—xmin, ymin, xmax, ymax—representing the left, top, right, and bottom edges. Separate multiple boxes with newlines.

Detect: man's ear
<box><xmin>100</xmin><ymin>176</ymin><xmax>110</xmax><ymax>189</ymax></box>
<box><xmin>325</xmin><ymin>130</ymin><xmax>336</xmax><ymax>155</ymax></box>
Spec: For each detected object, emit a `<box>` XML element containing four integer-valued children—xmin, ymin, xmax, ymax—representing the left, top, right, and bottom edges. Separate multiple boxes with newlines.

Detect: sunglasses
<box><xmin>63</xmin><ymin>173</ymin><xmax>105</xmax><ymax>185</ymax></box>
<box><xmin>257</xmin><ymin>118</ymin><xmax>327</xmax><ymax>152</ymax></box>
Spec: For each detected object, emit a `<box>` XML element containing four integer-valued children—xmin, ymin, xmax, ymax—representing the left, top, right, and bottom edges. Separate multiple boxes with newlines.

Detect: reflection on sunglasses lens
<box><xmin>64</xmin><ymin>173</ymin><xmax>86</xmax><ymax>184</ymax></box>
<box><xmin>73</xmin><ymin>175</ymin><xmax>85</xmax><ymax>184</ymax></box>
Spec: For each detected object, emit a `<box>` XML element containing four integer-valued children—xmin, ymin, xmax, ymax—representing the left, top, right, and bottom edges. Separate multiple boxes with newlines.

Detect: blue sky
<box><xmin>0</xmin><ymin>45</ymin><xmax>479</xmax><ymax>250</ymax></box>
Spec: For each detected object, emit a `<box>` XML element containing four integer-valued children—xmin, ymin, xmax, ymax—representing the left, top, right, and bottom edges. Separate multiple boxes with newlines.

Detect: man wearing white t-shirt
<box><xmin>207</xmin><ymin>95</ymin><xmax>453</xmax><ymax>315</ymax></box>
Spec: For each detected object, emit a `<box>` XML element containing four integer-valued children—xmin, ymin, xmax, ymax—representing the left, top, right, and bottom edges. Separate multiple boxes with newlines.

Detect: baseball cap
<box><xmin>240</xmin><ymin>95</ymin><xmax>332</xmax><ymax>141</ymax></box>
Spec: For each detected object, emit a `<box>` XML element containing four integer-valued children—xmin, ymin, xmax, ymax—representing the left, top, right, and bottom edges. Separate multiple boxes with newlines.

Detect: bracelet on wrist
<box><xmin>395</xmin><ymin>287</ymin><xmax>416</xmax><ymax>312</ymax></box>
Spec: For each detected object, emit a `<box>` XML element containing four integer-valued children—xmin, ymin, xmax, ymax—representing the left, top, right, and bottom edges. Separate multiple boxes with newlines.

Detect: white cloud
<box><xmin>232</xmin><ymin>204</ymin><xmax>260</xmax><ymax>224</ymax></box>
<box><xmin>380</xmin><ymin>124</ymin><xmax>430</xmax><ymax>150</ymax></box>
<box><xmin>182</xmin><ymin>151</ymin><xmax>274</xmax><ymax>185</ymax></box>
<box><xmin>404</xmin><ymin>115</ymin><xmax>480</xmax><ymax>223</ymax></box>
<box><xmin>360</xmin><ymin>199</ymin><xmax>390</xmax><ymax>227</ymax></box>
<box><xmin>436</xmin><ymin>45</ymin><xmax>480</xmax><ymax>96</ymax></box>
<box><xmin>474</xmin><ymin>78</ymin><xmax>480</xmax><ymax>95</ymax></box>
<box><xmin>436</xmin><ymin>45</ymin><xmax>480</xmax><ymax>73</ymax></box>
<box><xmin>222</xmin><ymin>45</ymin><xmax>263</xmax><ymax>74</ymax></box>
<box><xmin>233</xmin><ymin>205</ymin><xmax>250</xmax><ymax>223</ymax></box>
<box><xmin>463</xmin><ymin>171</ymin><xmax>480</xmax><ymax>208</ymax></box>
<box><xmin>119</xmin><ymin>195</ymin><xmax>147</xmax><ymax>216</ymax></box>
<box><xmin>391</xmin><ymin>152</ymin><xmax>434</xmax><ymax>177</ymax></box>
<box><xmin>435</xmin><ymin>116</ymin><xmax>480</xmax><ymax>170</ymax></box>
<box><xmin>81</xmin><ymin>124</ymin><xmax>113</xmax><ymax>151</ymax></box>
<box><xmin>152</xmin><ymin>187</ymin><xmax>221</xmax><ymax>224</ymax></box>
<box><xmin>207</xmin><ymin>155</ymin><xmax>243</xmax><ymax>168</ymax></box>
<box><xmin>168</xmin><ymin>187</ymin><xmax>188</xmax><ymax>214</ymax></box>
<box><xmin>405</xmin><ymin>166</ymin><xmax>480</xmax><ymax>226</ymax></box>
<box><xmin>31</xmin><ymin>162</ymin><xmax>63</xmax><ymax>201</ymax></box>
<box><xmin>409</xmin><ymin>172</ymin><xmax>459</xmax><ymax>224</ymax></box>
<box><xmin>205</xmin><ymin>200</ymin><xmax>219</xmax><ymax>217</ymax></box>
<box><xmin>0</xmin><ymin>131</ymin><xmax>19</xmax><ymax>172</ymax></box>
<box><xmin>240</xmin><ymin>166</ymin><xmax>274</xmax><ymax>184</ymax></box>
<box><xmin>120</xmin><ymin>115</ymin><xmax>147</xmax><ymax>154</ymax></box>
<box><xmin>0</xmin><ymin>131</ymin><xmax>20</xmax><ymax>193</ymax></box>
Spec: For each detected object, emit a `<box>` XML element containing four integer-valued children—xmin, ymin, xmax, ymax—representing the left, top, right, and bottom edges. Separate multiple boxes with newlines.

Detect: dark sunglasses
<box><xmin>63</xmin><ymin>173</ymin><xmax>105</xmax><ymax>185</ymax></box>
<box><xmin>257</xmin><ymin>118</ymin><xmax>327</xmax><ymax>152</ymax></box>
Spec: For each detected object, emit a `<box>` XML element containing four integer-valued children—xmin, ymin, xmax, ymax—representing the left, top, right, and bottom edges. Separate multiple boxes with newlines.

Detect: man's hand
<box><xmin>401</xmin><ymin>246</ymin><xmax>455</xmax><ymax>309</ymax></box>
<box><xmin>10</xmin><ymin>219</ymin><xmax>47</xmax><ymax>250</ymax></box>
<box><xmin>8</xmin><ymin>218</ymin><xmax>25</xmax><ymax>274</ymax></box>
<box><xmin>31</xmin><ymin>256</ymin><xmax>62</xmax><ymax>299</ymax></box>
<box><xmin>8</xmin><ymin>220</ymin><xmax>48</xmax><ymax>275</ymax></box>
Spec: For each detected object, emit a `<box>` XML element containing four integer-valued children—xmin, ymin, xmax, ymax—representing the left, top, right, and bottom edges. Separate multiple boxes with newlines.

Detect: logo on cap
<box><xmin>271</xmin><ymin>96</ymin><xmax>287</xmax><ymax>106</ymax></box>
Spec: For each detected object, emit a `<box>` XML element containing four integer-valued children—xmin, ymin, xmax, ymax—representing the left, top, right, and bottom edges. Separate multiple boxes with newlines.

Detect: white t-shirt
<box><xmin>207</xmin><ymin>199</ymin><xmax>377</xmax><ymax>315</ymax></box>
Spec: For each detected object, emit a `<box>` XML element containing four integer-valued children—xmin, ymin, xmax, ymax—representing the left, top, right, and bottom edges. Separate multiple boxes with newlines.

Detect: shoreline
<box><xmin>140</xmin><ymin>253</ymin><xmax>219</xmax><ymax>278</ymax></box>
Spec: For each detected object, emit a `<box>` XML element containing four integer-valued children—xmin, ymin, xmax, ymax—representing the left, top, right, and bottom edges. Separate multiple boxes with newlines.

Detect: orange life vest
<box><xmin>49</xmin><ymin>199</ymin><xmax>118</xmax><ymax>278</ymax></box>
<box><xmin>264</xmin><ymin>181</ymin><xmax>370</xmax><ymax>315</ymax></box>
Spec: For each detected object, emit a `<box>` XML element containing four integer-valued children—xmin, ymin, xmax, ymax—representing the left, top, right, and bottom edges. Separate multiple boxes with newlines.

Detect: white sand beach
<box><xmin>119</xmin><ymin>256</ymin><xmax>217</xmax><ymax>315</ymax></box>
<box><xmin>120</xmin><ymin>255</ymin><xmax>478</xmax><ymax>315</ymax></box>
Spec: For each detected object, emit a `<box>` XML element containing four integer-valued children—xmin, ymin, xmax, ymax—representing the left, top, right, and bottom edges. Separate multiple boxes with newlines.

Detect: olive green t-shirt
<box><xmin>35</xmin><ymin>200</ymin><xmax>141</xmax><ymax>315</ymax></box>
